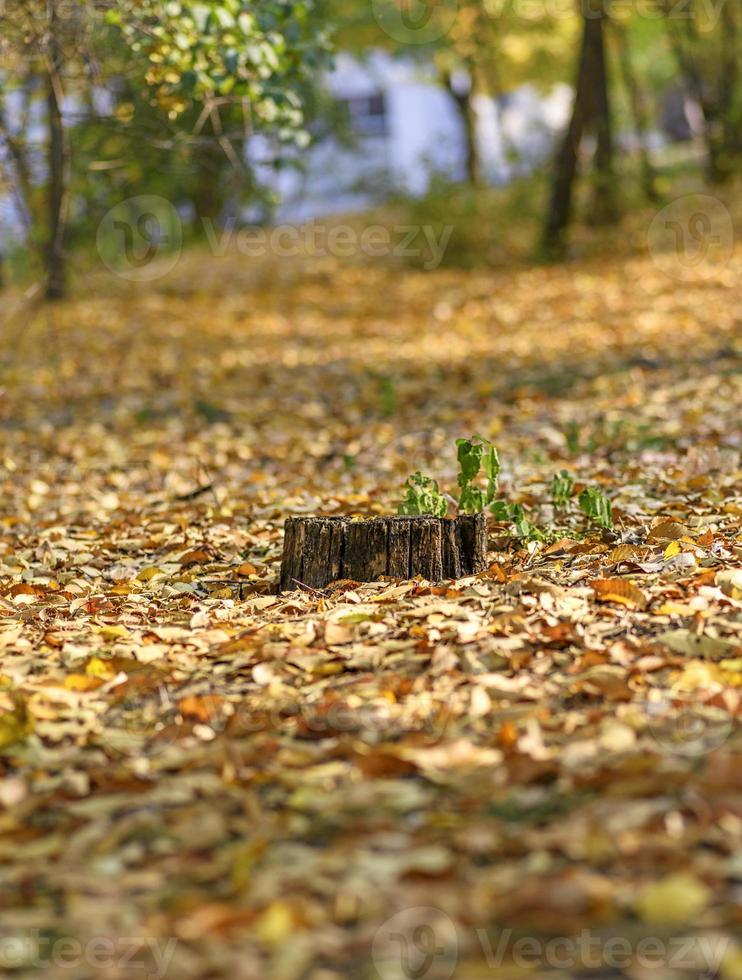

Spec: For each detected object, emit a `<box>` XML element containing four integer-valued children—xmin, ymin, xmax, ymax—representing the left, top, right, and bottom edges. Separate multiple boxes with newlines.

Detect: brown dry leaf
<box><xmin>648</xmin><ymin>520</ymin><xmax>689</xmax><ymax>542</ymax></box>
<box><xmin>591</xmin><ymin>578</ymin><xmax>647</xmax><ymax>609</ymax></box>
<box><xmin>179</xmin><ymin>548</ymin><xmax>212</xmax><ymax>566</ymax></box>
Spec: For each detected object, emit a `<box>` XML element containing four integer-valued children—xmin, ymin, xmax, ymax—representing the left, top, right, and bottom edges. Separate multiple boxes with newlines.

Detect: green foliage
<box><xmin>398</xmin><ymin>473</ymin><xmax>449</xmax><ymax>518</ymax></box>
<box><xmin>490</xmin><ymin>501</ymin><xmax>544</xmax><ymax>543</ymax></box>
<box><xmin>579</xmin><ymin>486</ymin><xmax>613</xmax><ymax>530</ymax></box>
<box><xmin>551</xmin><ymin>470</ymin><xmax>574</xmax><ymax>508</ymax></box>
<box><xmin>377</xmin><ymin>376</ymin><xmax>398</xmax><ymax>418</ymax></box>
<box><xmin>109</xmin><ymin>0</ymin><xmax>331</xmax><ymax>136</ymax></box>
<box><xmin>456</xmin><ymin>435</ymin><xmax>500</xmax><ymax>515</ymax></box>
<box><xmin>397</xmin><ymin>438</ymin><xmax>619</xmax><ymax>544</ymax></box>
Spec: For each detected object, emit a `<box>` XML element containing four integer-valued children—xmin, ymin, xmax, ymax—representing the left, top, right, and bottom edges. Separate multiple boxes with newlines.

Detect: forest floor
<box><xmin>0</xmin><ymin>221</ymin><xmax>740</xmax><ymax>979</ymax></box>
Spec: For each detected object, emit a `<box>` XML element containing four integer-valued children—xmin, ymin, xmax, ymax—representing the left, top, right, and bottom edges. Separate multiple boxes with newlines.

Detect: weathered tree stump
<box><xmin>280</xmin><ymin>515</ymin><xmax>488</xmax><ymax>592</ymax></box>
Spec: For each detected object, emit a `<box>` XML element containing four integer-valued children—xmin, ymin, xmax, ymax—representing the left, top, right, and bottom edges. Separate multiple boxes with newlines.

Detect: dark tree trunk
<box><xmin>719</xmin><ymin>0</ymin><xmax>740</xmax><ymax>169</ymax></box>
<box><xmin>443</xmin><ymin>70</ymin><xmax>483</xmax><ymax>186</ymax></box>
<box><xmin>589</xmin><ymin>11</ymin><xmax>617</xmax><ymax>224</ymax></box>
<box><xmin>542</xmin><ymin>0</ymin><xmax>616</xmax><ymax>255</ymax></box>
<box><xmin>459</xmin><ymin>90</ymin><xmax>482</xmax><ymax>187</ymax></box>
<box><xmin>192</xmin><ymin>137</ymin><xmax>227</xmax><ymax>224</ymax></box>
<box><xmin>541</xmin><ymin>13</ymin><xmax>596</xmax><ymax>257</ymax></box>
<box><xmin>45</xmin><ymin>15</ymin><xmax>69</xmax><ymax>301</ymax></box>
<box><xmin>280</xmin><ymin>515</ymin><xmax>488</xmax><ymax>592</ymax></box>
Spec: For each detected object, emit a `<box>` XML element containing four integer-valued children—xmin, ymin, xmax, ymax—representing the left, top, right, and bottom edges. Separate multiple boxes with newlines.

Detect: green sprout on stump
<box><xmin>456</xmin><ymin>435</ymin><xmax>501</xmax><ymax>515</ymax></box>
<box><xmin>398</xmin><ymin>472</ymin><xmax>449</xmax><ymax>517</ymax></box>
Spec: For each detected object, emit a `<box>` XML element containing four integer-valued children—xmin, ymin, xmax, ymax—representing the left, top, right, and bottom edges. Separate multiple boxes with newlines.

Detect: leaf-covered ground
<box><xmin>0</xmin><ymin>238</ymin><xmax>741</xmax><ymax>979</ymax></box>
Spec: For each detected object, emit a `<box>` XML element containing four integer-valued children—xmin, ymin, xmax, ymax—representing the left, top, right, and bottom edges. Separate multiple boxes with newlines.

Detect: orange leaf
<box><xmin>178</xmin><ymin>695</ymin><xmax>225</xmax><ymax>722</ymax></box>
<box><xmin>235</xmin><ymin>562</ymin><xmax>258</xmax><ymax>577</ymax></box>
<box><xmin>179</xmin><ymin>549</ymin><xmax>211</xmax><ymax>567</ymax></box>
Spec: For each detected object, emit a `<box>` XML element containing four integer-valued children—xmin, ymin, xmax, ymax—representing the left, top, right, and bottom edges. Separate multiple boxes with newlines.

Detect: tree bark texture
<box><xmin>280</xmin><ymin>515</ymin><xmax>488</xmax><ymax>592</ymax></box>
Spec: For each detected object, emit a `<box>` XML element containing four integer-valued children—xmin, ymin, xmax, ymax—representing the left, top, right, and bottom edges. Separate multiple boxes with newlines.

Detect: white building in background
<box><xmin>250</xmin><ymin>51</ymin><xmax>573</xmax><ymax>222</ymax></box>
<box><xmin>1</xmin><ymin>51</ymin><xmax>572</xmax><ymax>242</ymax></box>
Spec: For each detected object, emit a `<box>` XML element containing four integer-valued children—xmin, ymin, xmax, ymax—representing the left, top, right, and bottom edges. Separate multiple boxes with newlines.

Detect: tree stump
<box><xmin>280</xmin><ymin>514</ymin><xmax>488</xmax><ymax>592</ymax></box>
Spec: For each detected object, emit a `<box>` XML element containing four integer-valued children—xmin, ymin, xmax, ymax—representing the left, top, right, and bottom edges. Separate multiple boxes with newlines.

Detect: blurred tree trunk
<box><xmin>192</xmin><ymin>140</ymin><xmax>227</xmax><ymax>226</ymax></box>
<box><xmin>613</xmin><ymin>22</ymin><xmax>658</xmax><ymax>202</ymax></box>
<box><xmin>589</xmin><ymin>10</ymin><xmax>617</xmax><ymax>225</ymax></box>
<box><xmin>45</xmin><ymin>5</ymin><xmax>69</xmax><ymax>301</ymax></box>
<box><xmin>442</xmin><ymin>68</ymin><xmax>483</xmax><ymax>186</ymax></box>
<box><xmin>542</xmin><ymin>2</ymin><xmax>608</xmax><ymax>256</ymax></box>
<box><xmin>664</xmin><ymin>11</ymin><xmax>739</xmax><ymax>184</ymax></box>
<box><xmin>719</xmin><ymin>0</ymin><xmax>740</xmax><ymax>167</ymax></box>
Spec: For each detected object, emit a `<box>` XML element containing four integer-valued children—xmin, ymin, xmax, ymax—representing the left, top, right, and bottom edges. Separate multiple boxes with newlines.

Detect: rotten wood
<box><xmin>280</xmin><ymin>514</ymin><xmax>488</xmax><ymax>591</ymax></box>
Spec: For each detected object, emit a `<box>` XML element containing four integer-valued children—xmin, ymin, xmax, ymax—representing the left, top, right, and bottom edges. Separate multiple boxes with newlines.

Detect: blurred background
<box><xmin>0</xmin><ymin>0</ymin><xmax>739</xmax><ymax>298</ymax></box>
<box><xmin>0</xmin><ymin>9</ymin><xmax>740</xmax><ymax>979</ymax></box>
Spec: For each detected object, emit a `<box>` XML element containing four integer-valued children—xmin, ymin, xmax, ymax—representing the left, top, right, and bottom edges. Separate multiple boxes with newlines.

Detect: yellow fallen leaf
<box><xmin>254</xmin><ymin>901</ymin><xmax>298</xmax><ymax>947</ymax></box>
<box><xmin>137</xmin><ymin>566</ymin><xmax>163</xmax><ymax>581</ymax></box>
<box><xmin>656</xmin><ymin>601</ymin><xmax>695</xmax><ymax>616</ymax></box>
<box><xmin>96</xmin><ymin>624</ymin><xmax>130</xmax><ymax>641</ymax></box>
<box><xmin>664</xmin><ymin>540</ymin><xmax>682</xmax><ymax>559</ymax></box>
<box><xmin>674</xmin><ymin>661</ymin><xmax>727</xmax><ymax>691</ymax></box>
<box><xmin>635</xmin><ymin>872</ymin><xmax>711</xmax><ymax>924</ymax></box>
<box><xmin>64</xmin><ymin>674</ymin><xmax>104</xmax><ymax>692</ymax></box>
<box><xmin>86</xmin><ymin>656</ymin><xmax>115</xmax><ymax>679</ymax></box>
<box><xmin>0</xmin><ymin>696</ymin><xmax>32</xmax><ymax>750</ymax></box>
